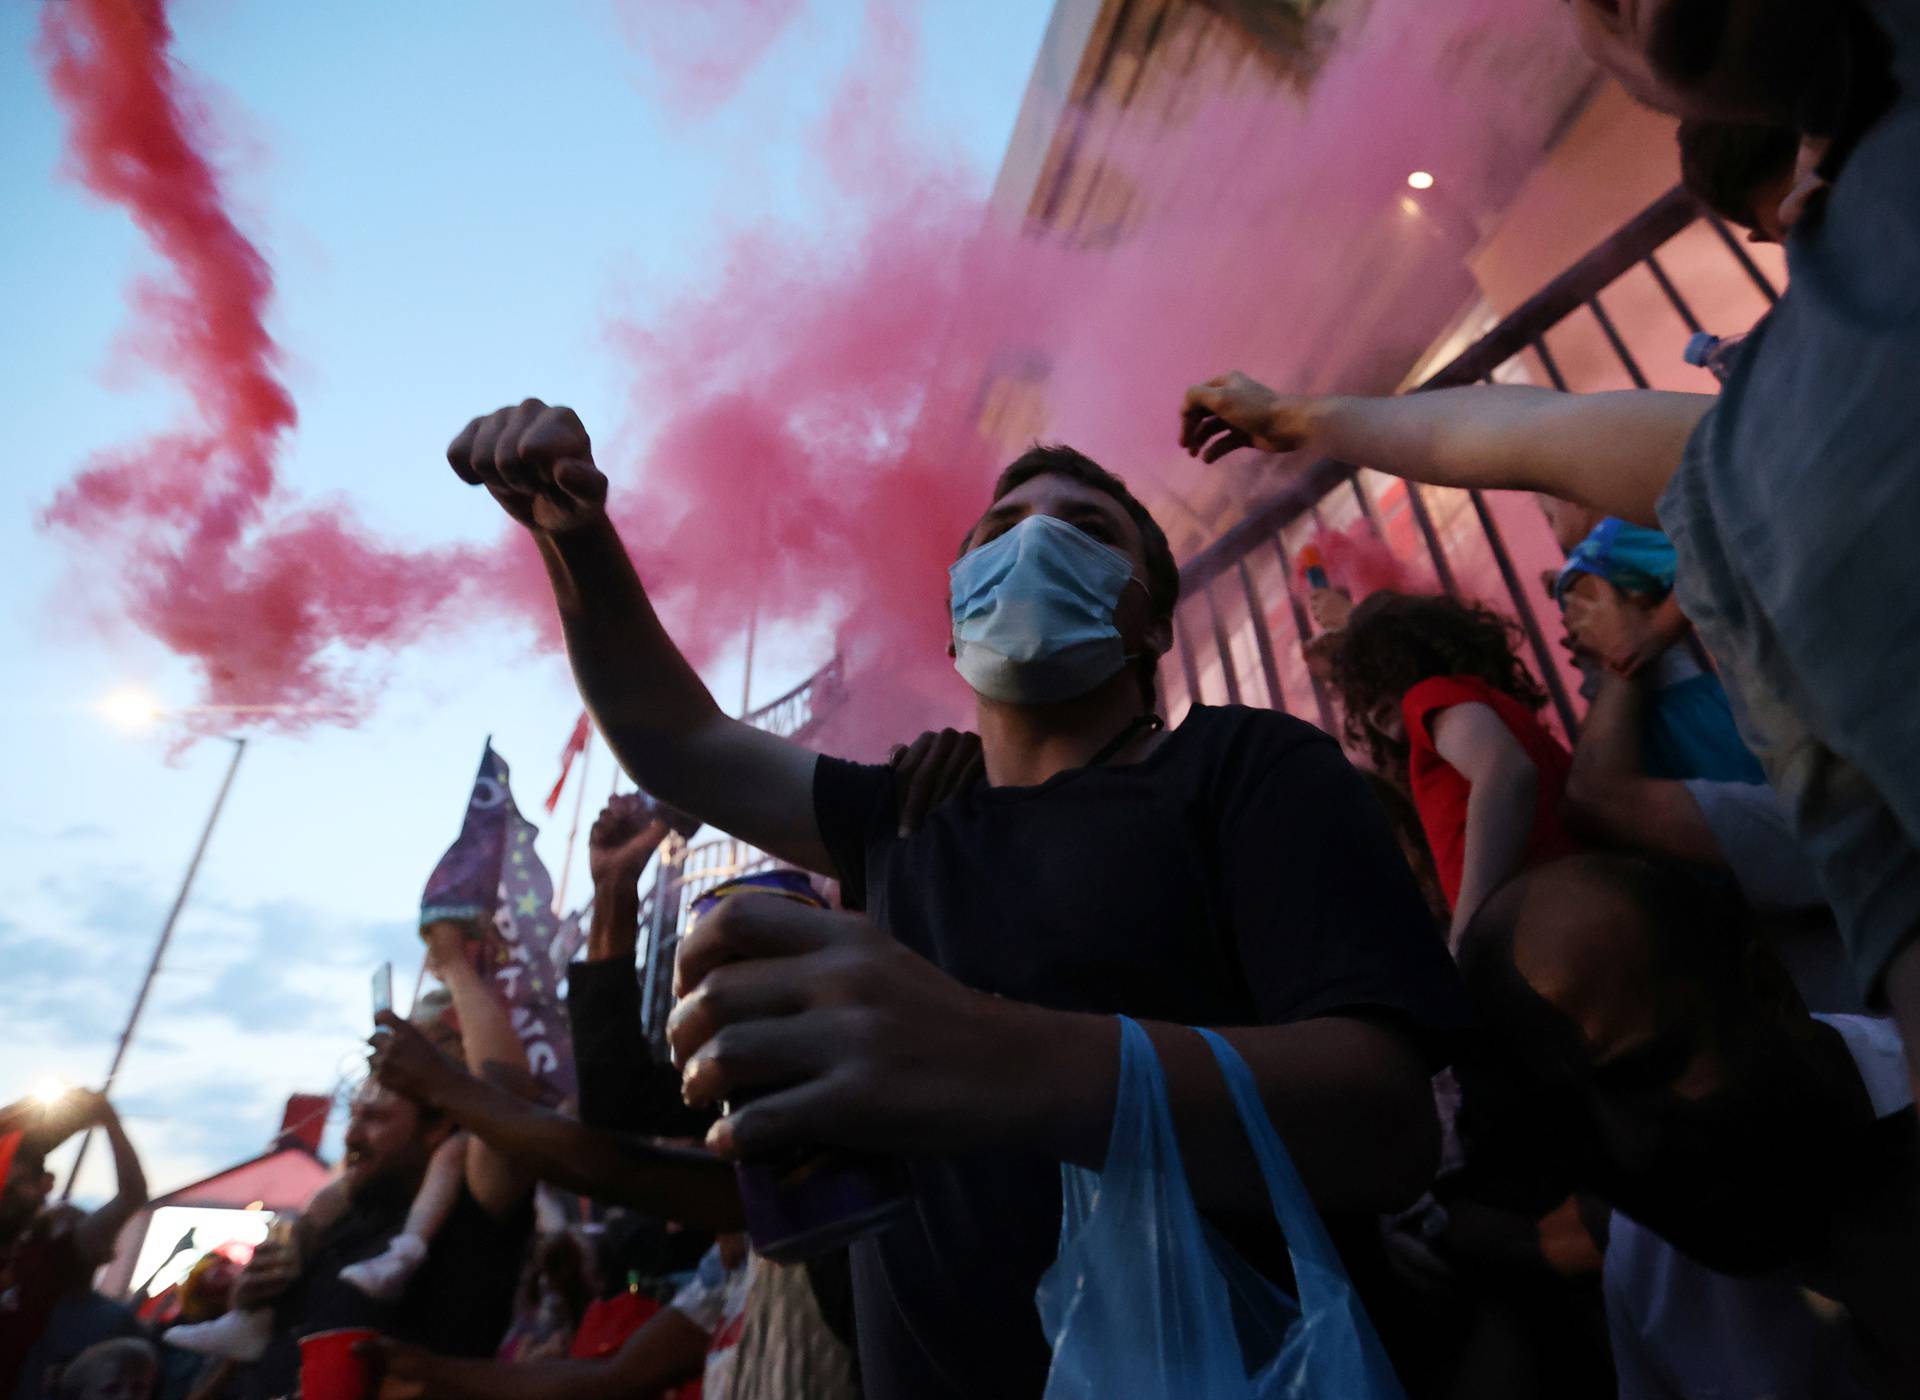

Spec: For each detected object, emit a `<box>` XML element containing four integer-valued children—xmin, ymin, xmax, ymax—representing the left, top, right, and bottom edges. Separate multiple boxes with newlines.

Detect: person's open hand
<box><xmin>1561</xmin><ymin>576</ymin><xmax>1657</xmax><ymax>678</ymax></box>
<box><xmin>588</xmin><ymin>793</ymin><xmax>670</xmax><ymax>890</ymax></box>
<box><xmin>888</xmin><ymin>728</ymin><xmax>983</xmax><ymax>837</ymax></box>
<box><xmin>667</xmin><ymin>893</ymin><xmax>1023</xmax><ymax>1161</ymax></box>
<box><xmin>369</xmin><ymin>1012</ymin><xmax>465</xmax><ymax>1108</ymax></box>
<box><xmin>447</xmin><ymin>399</ymin><xmax>607</xmax><ymax>535</ymax></box>
<box><xmin>1307</xmin><ymin>587</ymin><xmax>1354</xmax><ymax>633</ymax></box>
<box><xmin>1180</xmin><ymin>371</ymin><xmax>1315</xmax><ymax>462</ymax></box>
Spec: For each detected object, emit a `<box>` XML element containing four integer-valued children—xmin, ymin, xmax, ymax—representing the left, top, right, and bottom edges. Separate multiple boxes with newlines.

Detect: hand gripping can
<box><xmin>687</xmin><ymin>870</ymin><xmax>910</xmax><ymax>1261</ymax></box>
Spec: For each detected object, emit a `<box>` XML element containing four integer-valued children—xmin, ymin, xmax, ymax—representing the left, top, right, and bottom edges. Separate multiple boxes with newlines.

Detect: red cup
<box><xmin>298</xmin><ymin>1327</ymin><xmax>377</xmax><ymax>1400</ymax></box>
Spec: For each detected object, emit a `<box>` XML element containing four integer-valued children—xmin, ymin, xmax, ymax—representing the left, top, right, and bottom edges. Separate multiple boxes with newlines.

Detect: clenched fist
<box><xmin>1179</xmin><ymin>371</ymin><xmax>1316</xmax><ymax>463</ymax></box>
<box><xmin>447</xmin><ymin>399</ymin><xmax>608</xmax><ymax>533</ymax></box>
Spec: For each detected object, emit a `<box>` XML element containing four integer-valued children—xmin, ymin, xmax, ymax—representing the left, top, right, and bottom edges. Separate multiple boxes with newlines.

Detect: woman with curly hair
<box><xmin>1330</xmin><ymin>592</ymin><xmax>1579</xmax><ymax>946</ymax></box>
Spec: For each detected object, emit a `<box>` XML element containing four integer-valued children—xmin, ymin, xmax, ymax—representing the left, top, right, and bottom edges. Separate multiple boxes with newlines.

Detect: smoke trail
<box><xmin>614</xmin><ymin>0</ymin><xmax>807</xmax><ymax>111</ymax></box>
<box><xmin>37</xmin><ymin>0</ymin><xmax>482</xmax><ymax>727</ymax></box>
<box><xmin>601</xmin><ymin>0</ymin><xmax>1590</xmax><ymax>754</ymax></box>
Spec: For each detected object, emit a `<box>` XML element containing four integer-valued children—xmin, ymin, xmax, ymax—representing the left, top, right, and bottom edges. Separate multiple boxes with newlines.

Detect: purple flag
<box><xmin>420</xmin><ymin>742</ymin><xmax>514</xmax><ymax>929</ymax></box>
<box><xmin>422</xmin><ymin>741</ymin><xmax>578</xmax><ymax>1103</ymax></box>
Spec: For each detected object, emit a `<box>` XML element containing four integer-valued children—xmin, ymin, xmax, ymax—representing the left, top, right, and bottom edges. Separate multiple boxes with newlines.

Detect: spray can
<box><xmin>1684</xmin><ymin>330</ymin><xmax>1747</xmax><ymax>385</ymax></box>
<box><xmin>687</xmin><ymin>870</ymin><xmax>910</xmax><ymax>1261</ymax></box>
<box><xmin>1299</xmin><ymin>543</ymin><xmax>1331</xmax><ymax>591</ymax></box>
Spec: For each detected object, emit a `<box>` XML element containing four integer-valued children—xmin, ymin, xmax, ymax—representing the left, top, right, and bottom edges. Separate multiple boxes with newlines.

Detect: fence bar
<box><xmin>1466</xmin><ymin>487</ymin><xmax>1581</xmax><ymax>739</ymax></box>
<box><xmin>1269</xmin><ymin>534</ymin><xmax>1337</xmax><ymax>732</ymax></box>
<box><xmin>1586</xmin><ymin>294</ymin><xmax>1651</xmax><ymax>389</ymax></box>
<box><xmin>1402</xmin><ymin>482</ymin><xmax>1462</xmax><ymax>599</ymax></box>
<box><xmin>1642</xmin><ymin>251</ymin><xmax>1704</xmax><ymax>335</ymax></box>
<box><xmin>1346</xmin><ymin>466</ymin><xmax>1384</xmax><ymax>532</ymax></box>
<box><xmin>1236</xmin><ymin>559</ymin><xmax>1288</xmax><ymax>715</ymax></box>
<box><xmin>1202</xmin><ymin>580</ymin><xmax>1243</xmax><ymax>706</ymax></box>
<box><xmin>1700</xmin><ymin>212</ymin><xmax>1782</xmax><ymax>304</ymax></box>
<box><xmin>1531</xmin><ymin>335</ymin><xmax>1570</xmax><ymax>392</ymax></box>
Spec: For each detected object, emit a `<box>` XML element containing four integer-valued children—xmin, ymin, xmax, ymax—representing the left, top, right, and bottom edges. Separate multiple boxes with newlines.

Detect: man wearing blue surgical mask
<box><xmin>445</xmin><ymin>409</ymin><xmax>1471</xmax><ymax>1399</ymax></box>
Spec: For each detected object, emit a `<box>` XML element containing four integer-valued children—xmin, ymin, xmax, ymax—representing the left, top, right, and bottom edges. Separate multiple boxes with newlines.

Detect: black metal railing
<box><xmin>631</xmin><ymin>184</ymin><xmax>1778</xmax><ymax>1048</ymax></box>
<box><xmin>1169</xmin><ymin>185</ymin><xmax>1774</xmax><ymax>737</ymax></box>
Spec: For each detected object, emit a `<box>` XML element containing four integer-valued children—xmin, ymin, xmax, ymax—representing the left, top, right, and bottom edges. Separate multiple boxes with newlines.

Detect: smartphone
<box><xmin>372</xmin><ymin>962</ymin><xmax>393</xmax><ymax>1020</ymax></box>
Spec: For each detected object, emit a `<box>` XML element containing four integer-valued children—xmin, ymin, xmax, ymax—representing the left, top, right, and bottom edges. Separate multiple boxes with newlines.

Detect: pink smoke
<box><xmin>36</xmin><ymin>0</ymin><xmax>490</xmax><ymax>727</ymax></box>
<box><xmin>614</xmin><ymin>0</ymin><xmax>806</xmax><ymax>111</ymax></box>
<box><xmin>36</xmin><ymin>0</ymin><xmax>1588</xmax><ymax>750</ymax></box>
<box><xmin>597</xmin><ymin>0</ymin><xmax>1584</xmax><ymax>753</ymax></box>
<box><xmin>1305</xmin><ymin>521</ymin><xmax>1436</xmax><ymax>603</ymax></box>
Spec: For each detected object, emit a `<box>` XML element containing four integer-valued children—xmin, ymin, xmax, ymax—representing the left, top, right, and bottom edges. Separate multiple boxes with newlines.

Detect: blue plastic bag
<box><xmin>1036</xmin><ymin>1017</ymin><xmax>1407</xmax><ymax>1399</ymax></box>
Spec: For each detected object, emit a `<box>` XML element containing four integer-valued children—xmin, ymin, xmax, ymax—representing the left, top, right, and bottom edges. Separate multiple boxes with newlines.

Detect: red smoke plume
<box><xmin>36</xmin><ymin>0</ymin><xmax>484</xmax><ymax>727</ymax></box>
<box><xmin>37</xmin><ymin>0</ymin><xmax>1584</xmax><ymax>748</ymax></box>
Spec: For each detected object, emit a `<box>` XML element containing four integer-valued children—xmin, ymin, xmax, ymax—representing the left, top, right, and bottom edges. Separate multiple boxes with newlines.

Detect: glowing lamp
<box><xmin>1406</xmin><ymin>170</ymin><xmax>1436</xmax><ymax>191</ymax></box>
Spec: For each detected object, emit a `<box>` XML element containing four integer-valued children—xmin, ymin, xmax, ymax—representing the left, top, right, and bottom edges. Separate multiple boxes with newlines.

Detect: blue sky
<box><xmin>0</xmin><ymin>0</ymin><xmax>1051</xmax><ymax>1199</ymax></box>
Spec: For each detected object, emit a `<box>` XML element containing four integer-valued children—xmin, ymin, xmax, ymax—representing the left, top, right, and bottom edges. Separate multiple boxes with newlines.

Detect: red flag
<box><xmin>544</xmin><ymin>712</ymin><xmax>592</xmax><ymax>814</ymax></box>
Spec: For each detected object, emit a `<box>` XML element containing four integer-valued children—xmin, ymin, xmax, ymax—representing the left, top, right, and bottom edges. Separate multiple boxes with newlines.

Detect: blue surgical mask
<box><xmin>949</xmin><ymin>513</ymin><xmax>1141</xmax><ymax>704</ymax></box>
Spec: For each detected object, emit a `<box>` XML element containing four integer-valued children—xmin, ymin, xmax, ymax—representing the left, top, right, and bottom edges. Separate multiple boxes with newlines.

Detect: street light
<box><xmin>62</xmin><ymin>699</ymin><xmax>250</xmax><ymax>1200</ymax></box>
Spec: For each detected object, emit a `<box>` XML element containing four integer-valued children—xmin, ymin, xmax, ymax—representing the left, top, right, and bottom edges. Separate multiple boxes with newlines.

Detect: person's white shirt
<box><xmin>1602</xmin><ymin>1015</ymin><xmax>1909</xmax><ymax>1400</ymax></box>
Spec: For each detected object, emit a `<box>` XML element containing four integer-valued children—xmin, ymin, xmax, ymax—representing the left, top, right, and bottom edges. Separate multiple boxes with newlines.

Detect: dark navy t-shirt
<box><xmin>812</xmin><ymin>704</ymin><xmax>1471</xmax><ymax>1398</ymax></box>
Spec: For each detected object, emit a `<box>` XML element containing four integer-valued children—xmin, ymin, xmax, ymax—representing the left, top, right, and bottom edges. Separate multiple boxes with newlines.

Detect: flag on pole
<box><xmin>421</xmin><ymin>742</ymin><xmax>578</xmax><ymax>1102</ymax></box>
<box><xmin>421</xmin><ymin>742</ymin><xmax>514</xmax><ymax>928</ymax></box>
<box><xmin>544</xmin><ymin>712</ymin><xmax>592</xmax><ymax>815</ymax></box>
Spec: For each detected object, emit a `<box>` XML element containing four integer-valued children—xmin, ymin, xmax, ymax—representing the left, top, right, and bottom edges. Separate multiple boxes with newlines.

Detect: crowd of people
<box><xmin>6</xmin><ymin>0</ymin><xmax>1920</xmax><ymax>1395</ymax></box>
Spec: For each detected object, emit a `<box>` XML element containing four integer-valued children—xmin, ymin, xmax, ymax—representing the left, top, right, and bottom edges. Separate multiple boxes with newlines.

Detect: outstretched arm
<box><xmin>420</xmin><ymin>923</ymin><xmax>536</xmax><ymax>1218</ymax></box>
<box><xmin>446</xmin><ymin>402</ymin><xmax>830</xmax><ymax>874</ymax></box>
<box><xmin>72</xmin><ymin>1093</ymin><xmax>147</xmax><ymax>1265</ymax></box>
<box><xmin>371</xmin><ymin>1014</ymin><xmax>742</xmax><ymax>1232</ymax></box>
<box><xmin>372</xmin><ymin>1305</ymin><xmax>709</xmax><ymax>1400</ymax></box>
<box><xmin>1180</xmin><ymin>373</ymin><xmax>1713</xmax><ymax>528</ymax></box>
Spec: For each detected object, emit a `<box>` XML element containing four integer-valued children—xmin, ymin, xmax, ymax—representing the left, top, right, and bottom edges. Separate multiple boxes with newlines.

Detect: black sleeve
<box><xmin>1220</xmin><ymin>729</ymin><xmax>1474</xmax><ymax>1067</ymax></box>
<box><xmin>565</xmin><ymin>959</ymin><xmax>712</xmax><ymax>1137</ymax></box>
<box><xmin>811</xmin><ymin>756</ymin><xmax>897</xmax><ymax>910</ymax></box>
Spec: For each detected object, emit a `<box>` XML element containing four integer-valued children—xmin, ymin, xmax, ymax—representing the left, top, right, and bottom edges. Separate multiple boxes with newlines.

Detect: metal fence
<box><xmin>630</xmin><ymin>184</ymin><xmax>1779</xmax><ymax>1044</ymax></box>
<box><xmin>1162</xmin><ymin>185</ymin><xmax>1776</xmax><ymax>740</ymax></box>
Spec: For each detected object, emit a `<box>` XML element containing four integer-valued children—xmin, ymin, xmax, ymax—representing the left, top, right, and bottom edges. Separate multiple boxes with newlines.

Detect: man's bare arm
<box><xmin>371</xmin><ymin>1013</ymin><xmax>742</xmax><ymax>1232</ymax></box>
<box><xmin>372</xmin><ymin>1306</ymin><xmax>709</xmax><ymax>1400</ymax></box>
<box><xmin>1181</xmin><ymin>373</ymin><xmax>1713</xmax><ymax>527</ymax></box>
<box><xmin>447</xmin><ymin>401</ymin><xmax>831</xmax><ymax>874</ymax></box>
<box><xmin>1565</xmin><ymin>674</ymin><xmax>1726</xmax><ymax>865</ymax></box>
<box><xmin>73</xmin><ymin>1094</ymin><xmax>147</xmax><ymax>1264</ymax></box>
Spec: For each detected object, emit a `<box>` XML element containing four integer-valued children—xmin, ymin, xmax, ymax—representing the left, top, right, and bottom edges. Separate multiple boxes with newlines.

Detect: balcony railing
<box><xmin>630</xmin><ymin>184</ymin><xmax>1775</xmax><ymax>1048</ymax></box>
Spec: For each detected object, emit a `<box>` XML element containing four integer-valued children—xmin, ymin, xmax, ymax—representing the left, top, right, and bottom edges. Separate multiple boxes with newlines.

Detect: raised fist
<box><xmin>588</xmin><ymin>792</ymin><xmax>670</xmax><ymax>890</ymax></box>
<box><xmin>447</xmin><ymin>399</ymin><xmax>608</xmax><ymax>534</ymax></box>
<box><xmin>1179</xmin><ymin>371</ymin><xmax>1315</xmax><ymax>463</ymax></box>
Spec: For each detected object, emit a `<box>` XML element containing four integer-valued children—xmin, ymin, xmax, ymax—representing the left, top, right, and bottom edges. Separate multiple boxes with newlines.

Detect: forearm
<box><xmin>77</xmin><ymin>1110</ymin><xmax>148</xmax><ymax>1262</ymax></box>
<box><xmin>414</xmin><ymin>1307</ymin><xmax>710</xmax><ymax>1400</ymax></box>
<box><xmin>994</xmin><ymin>1002</ymin><xmax>1438</xmax><ymax>1215</ymax></box>
<box><xmin>586</xmin><ymin>879</ymin><xmax>643</xmax><ymax>963</ymax></box>
<box><xmin>1301</xmin><ymin>387</ymin><xmax>1706</xmax><ymax>527</ymax></box>
<box><xmin>538</xmin><ymin>521</ymin><xmax>725</xmax><ymax>796</ymax></box>
<box><xmin>1449</xmin><ymin>766</ymin><xmax>1539</xmax><ymax>942</ymax></box>
<box><xmin>428</xmin><ymin>1072</ymin><xmax>741</xmax><ymax>1230</ymax></box>
<box><xmin>1568</xmin><ymin>674</ymin><xmax>1646</xmax><ymax>802</ymax></box>
<box><xmin>433</xmin><ymin>946</ymin><xmax>529</xmax><ymax>1086</ymax></box>
<box><xmin>405</xmin><ymin>1355</ymin><xmax>614</xmax><ymax>1400</ymax></box>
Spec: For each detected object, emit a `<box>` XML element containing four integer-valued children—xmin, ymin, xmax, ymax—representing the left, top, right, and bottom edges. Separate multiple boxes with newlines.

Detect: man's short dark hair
<box><xmin>963</xmin><ymin>444</ymin><xmax>1181</xmax><ymax>708</ymax></box>
<box><xmin>1677</xmin><ymin>119</ymin><xmax>1799</xmax><ymax>229</ymax></box>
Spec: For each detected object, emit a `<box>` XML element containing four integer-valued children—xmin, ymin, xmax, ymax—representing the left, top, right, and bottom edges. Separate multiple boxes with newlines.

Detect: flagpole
<box><xmin>63</xmin><ymin>735</ymin><xmax>247</xmax><ymax>1200</ymax></box>
<box><xmin>553</xmin><ymin>734</ymin><xmax>593</xmax><ymax>914</ymax></box>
